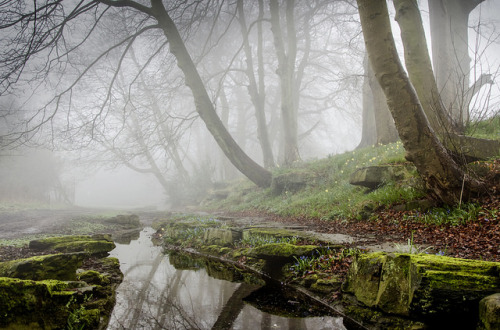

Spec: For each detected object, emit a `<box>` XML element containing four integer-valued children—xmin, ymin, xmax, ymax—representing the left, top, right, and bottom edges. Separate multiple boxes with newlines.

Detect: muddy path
<box><xmin>0</xmin><ymin>208</ymin><xmax>160</xmax><ymax>240</ymax></box>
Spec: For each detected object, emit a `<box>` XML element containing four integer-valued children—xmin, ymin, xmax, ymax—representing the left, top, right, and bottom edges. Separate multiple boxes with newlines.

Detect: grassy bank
<box><xmin>203</xmin><ymin>116</ymin><xmax>500</xmax><ymax>226</ymax></box>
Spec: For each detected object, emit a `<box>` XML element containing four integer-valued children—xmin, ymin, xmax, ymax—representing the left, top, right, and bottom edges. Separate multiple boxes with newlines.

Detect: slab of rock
<box><xmin>0</xmin><ymin>252</ymin><xmax>87</xmax><ymax>281</ymax></box>
<box><xmin>248</xmin><ymin>243</ymin><xmax>318</xmax><ymax>260</ymax></box>
<box><xmin>0</xmin><ymin>277</ymin><xmax>80</xmax><ymax>328</ymax></box>
<box><xmin>106</xmin><ymin>214</ymin><xmax>141</xmax><ymax>228</ymax></box>
<box><xmin>349</xmin><ymin>164</ymin><xmax>414</xmax><ymax>189</ymax></box>
<box><xmin>271</xmin><ymin>171</ymin><xmax>315</xmax><ymax>195</ymax></box>
<box><xmin>29</xmin><ymin>234</ymin><xmax>115</xmax><ymax>255</ymax></box>
<box><xmin>343</xmin><ymin>252</ymin><xmax>500</xmax><ymax>328</ymax></box>
<box><xmin>479</xmin><ymin>293</ymin><xmax>500</xmax><ymax>330</ymax></box>
<box><xmin>204</xmin><ymin>228</ymin><xmax>242</xmax><ymax>246</ymax></box>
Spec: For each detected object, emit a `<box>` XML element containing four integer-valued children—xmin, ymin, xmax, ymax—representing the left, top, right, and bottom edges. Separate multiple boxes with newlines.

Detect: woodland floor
<box><xmin>225</xmin><ymin>189</ymin><xmax>500</xmax><ymax>262</ymax></box>
<box><xmin>0</xmin><ymin>189</ymin><xmax>499</xmax><ymax>263</ymax></box>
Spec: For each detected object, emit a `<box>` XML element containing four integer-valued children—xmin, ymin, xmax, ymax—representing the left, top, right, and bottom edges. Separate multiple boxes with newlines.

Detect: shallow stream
<box><xmin>107</xmin><ymin>228</ymin><xmax>349</xmax><ymax>330</ymax></box>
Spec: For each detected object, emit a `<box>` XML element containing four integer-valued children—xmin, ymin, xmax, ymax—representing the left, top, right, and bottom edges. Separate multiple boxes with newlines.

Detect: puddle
<box><xmin>108</xmin><ymin>228</ymin><xmax>348</xmax><ymax>329</ymax></box>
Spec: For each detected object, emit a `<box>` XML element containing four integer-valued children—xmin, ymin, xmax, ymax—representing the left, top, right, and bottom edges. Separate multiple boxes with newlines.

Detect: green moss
<box><xmin>77</xmin><ymin>270</ymin><xmax>110</xmax><ymax>286</ymax></box>
<box><xmin>29</xmin><ymin>235</ymin><xmax>115</xmax><ymax>254</ymax></box>
<box><xmin>242</xmin><ymin>227</ymin><xmax>304</xmax><ymax>240</ymax></box>
<box><xmin>310</xmin><ymin>277</ymin><xmax>342</xmax><ymax>294</ymax></box>
<box><xmin>0</xmin><ymin>277</ymin><xmax>74</xmax><ymax>327</ymax></box>
<box><xmin>344</xmin><ymin>252</ymin><xmax>500</xmax><ymax>325</ymax></box>
<box><xmin>249</xmin><ymin>243</ymin><xmax>318</xmax><ymax>259</ymax></box>
<box><xmin>0</xmin><ymin>253</ymin><xmax>86</xmax><ymax>281</ymax></box>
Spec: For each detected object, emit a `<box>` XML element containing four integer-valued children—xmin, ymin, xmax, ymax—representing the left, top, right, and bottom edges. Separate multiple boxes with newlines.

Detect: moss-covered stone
<box><xmin>271</xmin><ymin>170</ymin><xmax>316</xmax><ymax>195</ymax></box>
<box><xmin>0</xmin><ymin>253</ymin><xmax>87</xmax><ymax>281</ymax></box>
<box><xmin>309</xmin><ymin>277</ymin><xmax>342</xmax><ymax>294</ymax></box>
<box><xmin>105</xmin><ymin>214</ymin><xmax>141</xmax><ymax>228</ymax></box>
<box><xmin>203</xmin><ymin>228</ymin><xmax>242</xmax><ymax>246</ymax></box>
<box><xmin>29</xmin><ymin>235</ymin><xmax>115</xmax><ymax>255</ymax></box>
<box><xmin>77</xmin><ymin>270</ymin><xmax>110</xmax><ymax>286</ymax></box>
<box><xmin>0</xmin><ymin>277</ymin><xmax>75</xmax><ymax>328</ymax></box>
<box><xmin>248</xmin><ymin>243</ymin><xmax>318</xmax><ymax>260</ymax></box>
<box><xmin>241</xmin><ymin>227</ymin><xmax>304</xmax><ymax>241</ymax></box>
<box><xmin>478</xmin><ymin>293</ymin><xmax>500</xmax><ymax>330</ymax></box>
<box><xmin>343</xmin><ymin>252</ymin><xmax>500</xmax><ymax>327</ymax></box>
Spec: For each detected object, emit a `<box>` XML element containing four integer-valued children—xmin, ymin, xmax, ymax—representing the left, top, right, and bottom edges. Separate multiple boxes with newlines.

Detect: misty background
<box><xmin>0</xmin><ymin>0</ymin><xmax>498</xmax><ymax>210</ymax></box>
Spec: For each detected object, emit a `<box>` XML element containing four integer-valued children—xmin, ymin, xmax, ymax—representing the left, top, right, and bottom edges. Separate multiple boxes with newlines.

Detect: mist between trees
<box><xmin>0</xmin><ymin>0</ymin><xmax>498</xmax><ymax>208</ymax></box>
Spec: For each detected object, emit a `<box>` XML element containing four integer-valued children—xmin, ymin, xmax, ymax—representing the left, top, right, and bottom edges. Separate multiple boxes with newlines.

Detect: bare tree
<box><xmin>357</xmin><ymin>0</ymin><xmax>485</xmax><ymax>204</ymax></box>
<box><xmin>0</xmin><ymin>0</ymin><xmax>273</xmax><ymax>187</ymax></box>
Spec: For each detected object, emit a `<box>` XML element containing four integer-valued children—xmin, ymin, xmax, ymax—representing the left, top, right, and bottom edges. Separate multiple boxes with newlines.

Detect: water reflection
<box><xmin>108</xmin><ymin>228</ymin><xmax>346</xmax><ymax>330</ymax></box>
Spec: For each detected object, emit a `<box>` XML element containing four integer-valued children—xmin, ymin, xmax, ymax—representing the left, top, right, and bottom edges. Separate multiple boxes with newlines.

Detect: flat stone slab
<box><xmin>343</xmin><ymin>252</ymin><xmax>500</xmax><ymax>328</ymax></box>
<box><xmin>29</xmin><ymin>234</ymin><xmax>115</xmax><ymax>255</ymax></box>
<box><xmin>0</xmin><ymin>252</ymin><xmax>87</xmax><ymax>281</ymax></box>
<box><xmin>349</xmin><ymin>164</ymin><xmax>414</xmax><ymax>189</ymax></box>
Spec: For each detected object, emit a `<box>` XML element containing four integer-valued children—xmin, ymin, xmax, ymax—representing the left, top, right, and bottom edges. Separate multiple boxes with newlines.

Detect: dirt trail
<box><xmin>0</xmin><ymin>208</ymin><xmax>162</xmax><ymax>240</ymax></box>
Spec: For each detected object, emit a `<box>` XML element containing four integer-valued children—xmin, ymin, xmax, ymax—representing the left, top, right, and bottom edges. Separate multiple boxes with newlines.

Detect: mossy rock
<box><xmin>0</xmin><ymin>253</ymin><xmax>87</xmax><ymax>281</ymax></box>
<box><xmin>248</xmin><ymin>243</ymin><xmax>318</xmax><ymax>260</ymax></box>
<box><xmin>105</xmin><ymin>214</ymin><xmax>141</xmax><ymax>228</ymax></box>
<box><xmin>270</xmin><ymin>170</ymin><xmax>316</xmax><ymax>195</ymax></box>
<box><xmin>0</xmin><ymin>256</ymin><xmax>122</xmax><ymax>330</ymax></box>
<box><xmin>478</xmin><ymin>293</ymin><xmax>500</xmax><ymax>330</ymax></box>
<box><xmin>343</xmin><ymin>252</ymin><xmax>500</xmax><ymax>327</ymax></box>
<box><xmin>29</xmin><ymin>234</ymin><xmax>115</xmax><ymax>255</ymax></box>
<box><xmin>204</xmin><ymin>228</ymin><xmax>242</xmax><ymax>246</ymax></box>
<box><xmin>349</xmin><ymin>164</ymin><xmax>414</xmax><ymax>189</ymax></box>
<box><xmin>0</xmin><ymin>277</ymin><xmax>76</xmax><ymax>328</ymax></box>
<box><xmin>309</xmin><ymin>277</ymin><xmax>342</xmax><ymax>295</ymax></box>
<box><xmin>241</xmin><ymin>227</ymin><xmax>304</xmax><ymax>241</ymax></box>
<box><xmin>77</xmin><ymin>270</ymin><xmax>110</xmax><ymax>286</ymax></box>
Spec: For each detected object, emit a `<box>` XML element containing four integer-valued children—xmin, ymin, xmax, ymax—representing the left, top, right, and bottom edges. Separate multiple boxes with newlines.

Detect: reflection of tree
<box><xmin>211</xmin><ymin>283</ymin><xmax>260</xmax><ymax>330</ymax></box>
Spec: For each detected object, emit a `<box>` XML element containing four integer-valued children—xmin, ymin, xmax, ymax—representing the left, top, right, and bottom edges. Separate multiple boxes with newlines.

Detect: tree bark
<box><xmin>151</xmin><ymin>0</ymin><xmax>272</xmax><ymax>187</ymax></box>
<box><xmin>356</xmin><ymin>0</ymin><xmax>484</xmax><ymax>204</ymax></box>
<box><xmin>357</xmin><ymin>57</ymin><xmax>377</xmax><ymax>148</ymax></box>
<box><xmin>269</xmin><ymin>0</ymin><xmax>301</xmax><ymax>165</ymax></box>
<box><xmin>366</xmin><ymin>55</ymin><xmax>399</xmax><ymax>145</ymax></box>
<box><xmin>358</xmin><ymin>53</ymin><xmax>398</xmax><ymax>148</ymax></box>
<box><xmin>393</xmin><ymin>0</ymin><xmax>454</xmax><ymax>134</ymax></box>
<box><xmin>237</xmin><ymin>0</ymin><xmax>275</xmax><ymax>169</ymax></box>
<box><xmin>429</xmin><ymin>0</ymin><xmax>485</xmax><ymax>131</ymax></box>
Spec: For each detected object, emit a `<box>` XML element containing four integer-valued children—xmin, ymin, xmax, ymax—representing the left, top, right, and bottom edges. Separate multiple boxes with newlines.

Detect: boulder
<box><xmin>349</xmin><ymin>164</ymin><xmax>413</xmax><ymax>189</ymax></box>
<box><xmin>478</xmin><ymin>293</ymin><xmax>500</xmax><ymax>330</ymax></box>
<box><xmin>29</xmin><ymin>234</ymin><xmax>115</xmax><ymax>255</ymax></box>
<box><xmin>248</xmin><ymin>243</ymin><xmax>318</xmax><ymax>260</ymax></box>
<box><xmin>343</xmin><ymin>252</ymin><xmax>500</xmax><ymax>327</ymax></box>
<box><xmin>106</xmin><ymin>214</ymin><xmax>141</xmax><ymax>228</ymax></box>
<box><xmin>271</xmin><ymin>171</ymin><xmax>315</xmax><ymax>195</ymax></box>
<box><xmin>0</xmin><ymin>253</ymin><xmax>87</xmax><ymax>281</ymax></box>
<box><xmin>204</xmin><ymin>228</ymin><xmax>242</xmax><ymax>246</ymax></box>
<box><xmin>0</xmin><ymin>277</ymin><xmax>77</xmax><ymax>328</ymax></box>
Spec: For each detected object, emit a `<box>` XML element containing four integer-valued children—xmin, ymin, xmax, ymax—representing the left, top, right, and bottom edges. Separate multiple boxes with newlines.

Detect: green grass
<box><xmin>467</xmin><ymin>114</ymin><xmax>500</xmax><ymax>139</ymax></box>
<box><xmin>205</xmin><ymin>140</ymin><xmax>424</xmax><ymax>220</ymax></box>
<box><xmin>205</xmin><ymin>116</ymin><xmax>499</xmax><ymax>223</ymax></box>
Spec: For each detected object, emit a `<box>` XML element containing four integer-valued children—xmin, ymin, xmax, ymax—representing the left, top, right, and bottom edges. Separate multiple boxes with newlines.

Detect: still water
<box><xmin>107</xmin><ymin>228</ymin><xmax>347</xmax><ymax>330</ymax></box>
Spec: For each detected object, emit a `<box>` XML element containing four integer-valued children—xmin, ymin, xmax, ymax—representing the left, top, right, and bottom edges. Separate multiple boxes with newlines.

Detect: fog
<box><xmin>0</xmin><ymin>0</ymin><xmax>498</xmax><ymax>210</ymax></box>
<box><xmin>75</xmin><ymin>169</ymin><xmax>166</xmax><ymax>210</ymax></box>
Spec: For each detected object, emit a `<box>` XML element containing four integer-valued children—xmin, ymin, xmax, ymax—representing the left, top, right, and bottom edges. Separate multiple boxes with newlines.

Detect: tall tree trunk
<box><xmin>356</xmin><ymin>0</ymin><xmax>484</xmax><ymax>204</ymax></box>
<box><xmin>393</xmin><ymin>0</ymin><xmax>454</xmax><ymax>134</ymax></box>
<box><xmin>357</xmin><ymin>56</ymin><xmax>377</xmax><ymax>148</ymax></box>
<box><xmin>429</xmin><ymin>0</ymin><xmax>485</xmax><ymax>132</ymax></box>
<box><xmin>366</xmin><ymin>55</ymin><xmax>399</xmax><ymax>145</ymax></box>
<box><xmin>218</xmin><ymin>86</ymin><xmax>238</xmax><ymax>181</ymax></box>
<box><xmin>270</xmin><ymin>0</ymin><xmax>300</xmax><ymax>165</ymax></box>
<box><xmin>151</xmin><ymin>0</ymin><xmax>271</xmax><ymax>187</ymax></box>
<box><xmin>237</xmin><ymin>0</ymin><xmax>275</xmax><ymax>169</ymax></box>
